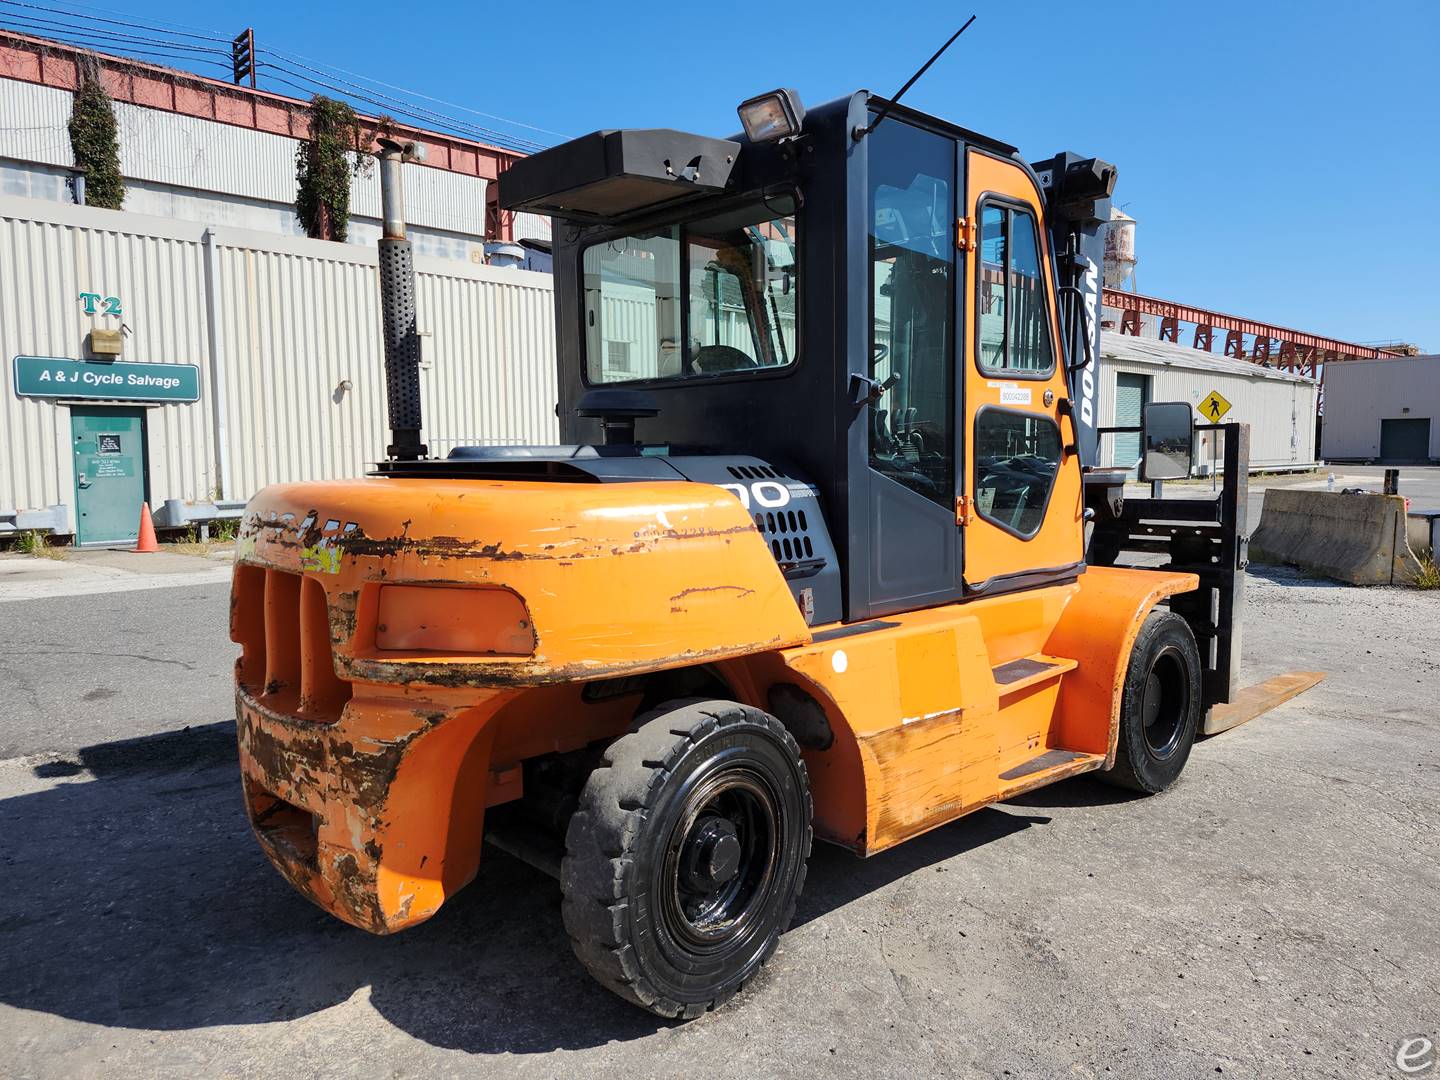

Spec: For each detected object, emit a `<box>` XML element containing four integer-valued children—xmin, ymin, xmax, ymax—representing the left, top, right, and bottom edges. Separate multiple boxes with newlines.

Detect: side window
<box><xmin>974</xmin><ymin>409</ymin><xmax>1062</xmax><ymax>537</ymax></box>
<box><xmin>867</xmin><ymin>120</ymin><xmax>955</xmax><ymax>507</ymax></box>
<box><xmin>977</xmin><ymin>202</ymin><xmax>1054</xmax><ymax>374</ymax></box>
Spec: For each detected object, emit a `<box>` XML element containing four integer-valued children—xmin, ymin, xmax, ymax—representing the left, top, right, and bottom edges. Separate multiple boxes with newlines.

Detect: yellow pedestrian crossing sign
<box><xmin>1198</xmin><ymin>390</ymin><xmax>1232</xmax><ymax>422</ymax></box>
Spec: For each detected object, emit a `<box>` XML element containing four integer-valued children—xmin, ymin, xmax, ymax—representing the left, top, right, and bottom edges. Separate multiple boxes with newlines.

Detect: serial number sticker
<box><xmin>999</xmin><ymin>386</ymin><xmax>1033</xmax><ymax>406</ymax></box>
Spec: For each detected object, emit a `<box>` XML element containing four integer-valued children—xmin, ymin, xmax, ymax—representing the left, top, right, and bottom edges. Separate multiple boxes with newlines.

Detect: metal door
<box><xmin>1112</xmin><ymin>372</ymin><xmax>1150</xmax><ymax>470</ymax></box>
<box><xmin>1379</xmin><ymin>418</ymin><xmax>1430</xmax><ymax>464</ymax></box>
<box><xmin>71</xmin><ymin>406</ymin><xmax>147</xmax><ymax>545</ymax></box>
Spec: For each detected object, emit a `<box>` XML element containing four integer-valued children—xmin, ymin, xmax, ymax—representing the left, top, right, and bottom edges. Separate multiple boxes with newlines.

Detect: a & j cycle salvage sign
<box><xmin>13</xmin><ymin>355</ymin><xmax>200</xmax><ymax>403</ymax></box>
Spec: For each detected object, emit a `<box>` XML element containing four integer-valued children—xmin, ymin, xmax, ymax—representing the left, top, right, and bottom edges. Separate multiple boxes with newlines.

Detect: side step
<box><xmin>997</xmin><ymin>748</ymin><xmax>1106</xmax><ymax>797</ymax></box>
<box><xmin>999</xmin><ymin>748</ymin><xmax>1091</xmax><ymax>781</ymax></box>
<box><xmin>991</xmin><ymin>653</ymin><xmax>1078</xmax><ymax>696</ymax></box>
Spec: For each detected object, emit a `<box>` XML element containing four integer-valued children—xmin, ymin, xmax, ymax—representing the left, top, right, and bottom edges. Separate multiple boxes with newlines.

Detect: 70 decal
<box><xmin>719</xmin><ymin>480</ymin><xmax>792</xmax><ymax>510</ymax></box>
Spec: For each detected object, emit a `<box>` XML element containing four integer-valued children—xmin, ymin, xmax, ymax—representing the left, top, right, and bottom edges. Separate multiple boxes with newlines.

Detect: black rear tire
<box><xmin>1098</xmin><ymin>611</ymin><xmax>1202</xmax><ymax>794</ymax></box>
<box><xmin>561</xmin><ymin>698</ymin><xmax>812</xmax><ymax>1018</ymax></box>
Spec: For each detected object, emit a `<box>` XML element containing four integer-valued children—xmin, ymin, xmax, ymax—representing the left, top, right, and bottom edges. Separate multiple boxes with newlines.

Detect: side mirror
<box><xmin>1141</xmin><ymin>401</ymin><xmax>1194</xmax><ymax>481</ymax></box>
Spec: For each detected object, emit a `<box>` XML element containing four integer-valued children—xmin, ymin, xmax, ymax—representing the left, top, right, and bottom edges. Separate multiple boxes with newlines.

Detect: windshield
<box><xmin>582</xmin><ymin>197</ymin><xmax>798</xmax><ymax>383</ymax></box>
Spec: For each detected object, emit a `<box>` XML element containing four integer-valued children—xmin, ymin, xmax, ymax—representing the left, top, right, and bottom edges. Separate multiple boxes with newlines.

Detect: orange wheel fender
<box><xmin>1045</xmin><ymin>566</ymin><xmax>1199</xmax><ymax>766</ymax></box>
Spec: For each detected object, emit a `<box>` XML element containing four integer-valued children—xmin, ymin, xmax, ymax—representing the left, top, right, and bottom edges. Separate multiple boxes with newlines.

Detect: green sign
<box><xmin>13</xmin><ymin>355</ymin><xmax>200</xmax><ymax>403</ymax></box>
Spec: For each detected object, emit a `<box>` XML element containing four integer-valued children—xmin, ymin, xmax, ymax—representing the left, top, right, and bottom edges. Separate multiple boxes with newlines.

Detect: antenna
<box><xmin>853</xmin><ymin>15</ymin><xmax>977</xmax><ymax>141</ymax></box>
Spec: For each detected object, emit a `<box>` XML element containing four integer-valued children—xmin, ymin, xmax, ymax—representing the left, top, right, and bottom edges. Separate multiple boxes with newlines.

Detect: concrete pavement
<box><xmin>0</xmin><ymin>546</ymin><xmax>233</xmax><ymax>603</ymax></box>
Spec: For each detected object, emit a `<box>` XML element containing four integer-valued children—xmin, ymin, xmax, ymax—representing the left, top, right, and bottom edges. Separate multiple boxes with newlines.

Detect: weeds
<box><xmin>14</xmin><ymin>530</ymin><xmax>67</xmax><ymax>559</ymax></box>
<box><xmin>170</xmin><ymin>519</ymin><xmax>238</xmax><ymax>557</ymax></box>
<box><xmin>1413</xmin><ymin>557</ymin><xmax>1440</xmax><ymax>591</ymax></box>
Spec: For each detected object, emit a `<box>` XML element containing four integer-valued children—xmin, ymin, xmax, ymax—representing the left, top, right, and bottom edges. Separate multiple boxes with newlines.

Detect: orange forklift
<box><xmin>231</xmin><ymin>85</ymin><xmax>1305</xmax><ymax>1017</ymax></box>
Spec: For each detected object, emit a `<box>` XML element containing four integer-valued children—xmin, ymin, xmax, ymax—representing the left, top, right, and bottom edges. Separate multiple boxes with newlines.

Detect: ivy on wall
<box><xmin>68</xmin><ymin>59</ymin><xmax>125</xmax><ymax>210</ymax></box>
<box><xmin>295</xmin><ymin>96</ymin><xmax>372</xmax><ymax>241</ymax></box>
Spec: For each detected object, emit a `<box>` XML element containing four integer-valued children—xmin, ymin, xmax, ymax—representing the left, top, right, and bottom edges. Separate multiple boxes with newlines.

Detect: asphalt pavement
<box><xmin>0</xmin><ymin>540</ymin><xmax>1437</xmax><ymax>1078</ymax></box>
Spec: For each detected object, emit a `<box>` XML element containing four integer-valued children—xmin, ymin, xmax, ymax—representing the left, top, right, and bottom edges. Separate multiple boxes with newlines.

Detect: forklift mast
<box><xmin>1028</xmin><ymin>153</ymin><xmax>1250</xmax><ymax>711</ymax></box>
<box><xmin>1030</xmin><ymin>150</ymin><xmax>1115</xmax><ymax>470</ymax></box>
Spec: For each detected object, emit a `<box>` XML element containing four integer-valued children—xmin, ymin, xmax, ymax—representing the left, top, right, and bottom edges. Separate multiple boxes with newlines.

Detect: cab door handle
<box><xmin>1055</xmin><ymin>399</ymin><xmax>1080</xmax><ymax>459</ymax></box>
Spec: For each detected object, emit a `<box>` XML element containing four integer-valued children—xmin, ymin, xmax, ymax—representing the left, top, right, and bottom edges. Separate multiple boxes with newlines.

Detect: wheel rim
<box><xmin>659</xmin><ymin>766</ymin><xmax>781</xmax><ymax>952</ymax></box>
<box><xmin>1141</xmin><ymin>645</ymin><xmax>1190</xmax><ymax>758</ymax></box>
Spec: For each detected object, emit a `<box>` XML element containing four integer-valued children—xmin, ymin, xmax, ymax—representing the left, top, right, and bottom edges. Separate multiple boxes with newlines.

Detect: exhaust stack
<box><xmin>377</xmin><ymin>138</ymin><xmax>426</xmax><ymax>461</ymax></box>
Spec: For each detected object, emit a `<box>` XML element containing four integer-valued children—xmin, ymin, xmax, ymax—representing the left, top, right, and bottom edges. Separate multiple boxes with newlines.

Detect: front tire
<box><xmin>561</xmin><ymin>699</ymin><xmax>812</xmax><ymax>1018</ymax></box>
<box><xmin>1098</xmin><ymin>611</ymin><xmax>1203</xmax><ymax>793</ymax></box>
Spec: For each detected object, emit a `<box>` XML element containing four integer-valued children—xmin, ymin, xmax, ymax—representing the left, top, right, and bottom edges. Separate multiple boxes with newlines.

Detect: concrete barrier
<box><xmin>1407</xmin><ymin>511</ymin><xmax>1438</xmax><ymax>559</ymax></box>
<box><xmin>1250</xmin><ymin>489</ymin><xmax>1426</xmax><ymax>585</ymax></box>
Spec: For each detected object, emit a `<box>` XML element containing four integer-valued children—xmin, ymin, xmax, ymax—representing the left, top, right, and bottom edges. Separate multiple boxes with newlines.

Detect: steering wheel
<box><xmin>692</xmin><ymin>345</ymin><xmax>759</xmax><ymax>374</ymax></box>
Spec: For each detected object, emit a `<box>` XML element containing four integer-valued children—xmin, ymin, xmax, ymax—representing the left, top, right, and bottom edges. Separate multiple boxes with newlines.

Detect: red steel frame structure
<box><xmin>1103</xmin><ymin>288</ymin><xmax>1402</xmax><ymax>378</ymax></box>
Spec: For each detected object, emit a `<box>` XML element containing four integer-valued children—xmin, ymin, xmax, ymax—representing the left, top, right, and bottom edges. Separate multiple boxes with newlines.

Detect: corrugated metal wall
<box><xmin>1</xmin><ymin>195</ymin><xmax>558</xmax><ymax>522</ymax></box>
<box><xmin>0</xmin><ymin>201</ymin><xmax>213</xmax><ymax>514</ymax></box>
<box><xmin>1097</xmin><ymin>333</ymin><xmax>1318</xmax><ymax>470</ymax></box>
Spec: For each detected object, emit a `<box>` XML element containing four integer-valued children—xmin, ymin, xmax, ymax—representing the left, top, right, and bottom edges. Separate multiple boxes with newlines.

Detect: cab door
<box><xmin>960</xmin><ymin>150</ymin><xmax>1083</xmax><ymax>593</ymax></box>
<box><xmin>859</xmin><ymin>118</ymin><xmax>963</xmax><ymax>617</ymax></box>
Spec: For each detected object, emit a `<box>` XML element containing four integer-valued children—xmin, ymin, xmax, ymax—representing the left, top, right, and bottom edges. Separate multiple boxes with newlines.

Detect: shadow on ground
<box><xmin>1245</xmin><ymin>563</ymin><xmax>1348</xmax><ymax>589</ymax></box>
<box><xmin>0</xmin><ymin>723</ymin><xmax>1044</xmax><ymax>1054</ymax></box>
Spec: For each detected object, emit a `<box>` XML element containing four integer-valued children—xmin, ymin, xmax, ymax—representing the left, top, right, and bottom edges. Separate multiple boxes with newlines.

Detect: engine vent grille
<box><xmin>754</xmin><ymin>507</ymin><xmax>818</xmax><ymax>569</ymax></box>
<box><xmin>727</xmin><ymin>464</ymin><xmax>784</xmax><ymax>481</ymax></box>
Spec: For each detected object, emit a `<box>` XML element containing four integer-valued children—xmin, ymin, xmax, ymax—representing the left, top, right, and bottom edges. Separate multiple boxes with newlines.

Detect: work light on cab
<box><xmin>737</xmin><ymin>88</ymin><xmax>805</xmax><ymax>142</ymax></box>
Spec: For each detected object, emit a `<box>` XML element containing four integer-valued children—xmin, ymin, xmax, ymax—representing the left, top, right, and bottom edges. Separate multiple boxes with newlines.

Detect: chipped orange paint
<box><xmin>231</xmin><ymin>471</ymin><xmax>1199</xmax><ymax>934</ymax></box>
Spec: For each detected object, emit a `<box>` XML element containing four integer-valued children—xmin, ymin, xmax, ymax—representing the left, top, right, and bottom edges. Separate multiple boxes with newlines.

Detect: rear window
<box><xmin>582</xmin><ymin>197</ymin><xmax>798</xmax><ymax>383</ymax></box>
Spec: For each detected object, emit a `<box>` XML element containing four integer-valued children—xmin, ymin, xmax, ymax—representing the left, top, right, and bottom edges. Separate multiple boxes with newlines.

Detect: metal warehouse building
<box><xmin>1095</xmin><ymin>333</ymin><xmax>1318</xmax><ymax>473</ymax></box>
<box><xmin>1</xmin><ymin>195</ymin><xmax>559</xmax><ymax>544</ymax></box>
<box><xmin>0</xmin><ymin>30</ymin><xmax>560</xmax><ymax>544</ymax></box>
<box><xmin>1320</xmin><ymin>355</ymin><xmax>1440</xmax><ymax>464</ymax></box>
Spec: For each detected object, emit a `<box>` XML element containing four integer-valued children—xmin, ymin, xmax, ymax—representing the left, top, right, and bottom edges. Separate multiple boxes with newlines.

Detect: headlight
<box><xmin>374</xmin><ymin>585</ymin><xmax>535</xmax><ymax>655</ymax></box>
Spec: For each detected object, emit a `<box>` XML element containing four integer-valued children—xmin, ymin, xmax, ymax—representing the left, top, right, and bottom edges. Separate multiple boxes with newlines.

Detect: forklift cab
<box><xmin>503</xmin><ymin>90</ymin><xmax>1091</xmax><ymax>625</ymax></box>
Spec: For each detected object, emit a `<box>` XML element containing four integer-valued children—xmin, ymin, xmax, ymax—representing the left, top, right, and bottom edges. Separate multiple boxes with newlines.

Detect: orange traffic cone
<box><xmin>132</xmin><ymin>503</ymin><xmax>159</xmax><ymax>553</ymax></box>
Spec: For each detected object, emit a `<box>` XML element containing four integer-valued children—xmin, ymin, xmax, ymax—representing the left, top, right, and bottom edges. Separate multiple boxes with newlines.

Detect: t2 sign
<box><xmin>79</xmin><ymin>292</ymin><xmax>123</xmax><ymax>317</ymax></box>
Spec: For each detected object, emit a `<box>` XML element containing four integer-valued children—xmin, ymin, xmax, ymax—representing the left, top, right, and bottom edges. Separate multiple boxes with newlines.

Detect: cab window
<box><xmin>867</xmin><ymin>120</ymin><xmax>954</xmax><ymax>507</ymax></box>
<box><xmin>977</xmin><ymin>202</ymin><xmax>1054</xmax><ymax>375</ymax></box>
<box><xmin>582</xmin><ymin>199</ymin><xmax>798</xmax><ymax>383</ymax></box>
<box><xmin>974</xmin><ymin>409</ymin><xmax>1062</xmax><ymax>537</ymax></box>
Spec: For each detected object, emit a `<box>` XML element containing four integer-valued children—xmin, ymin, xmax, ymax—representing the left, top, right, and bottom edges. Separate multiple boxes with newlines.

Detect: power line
<box><xmin>260</xmin><ymin>44</ymin><xmax>569</xmax><ymax>141</ymax></box>
<box><xmin>0</xmin><ymin>0</ymin><xmax>227</xmax><ymax>42</ymax></box>
<box><xmin>0</xmin><ymin>0</ymin><xmax>560</xmax><ymax>152</ymax></box>
<box><xmin>0</xmin><ymin>25</ymin><xmax>233</xmax><ymax>71</ymax></box>
<box><xmin>0</xmin><ymin>9</ymin><xmax>232</xmax><ymax>56</ymax></box>
<box><xmin>256</xmin><ymin>59</ymin><xmax>549</xmax><ymax>153</ymax></box>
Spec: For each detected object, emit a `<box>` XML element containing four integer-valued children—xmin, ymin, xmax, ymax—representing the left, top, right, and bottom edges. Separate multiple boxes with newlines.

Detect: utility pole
<box><xmin>231</xmin><ymin>28</ymin><xmax>256</xmax><ymax>88</ymax></box>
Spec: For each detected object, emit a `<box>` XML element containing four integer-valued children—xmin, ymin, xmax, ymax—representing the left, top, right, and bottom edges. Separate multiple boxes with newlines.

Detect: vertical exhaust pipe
<box><xmin>376</xmin><ymin>138</ymin><xmax>426</xmax><ymax>461</ymax></box>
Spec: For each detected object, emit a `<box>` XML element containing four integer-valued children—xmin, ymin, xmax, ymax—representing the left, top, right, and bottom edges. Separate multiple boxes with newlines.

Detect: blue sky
<box><xmin>30</xmin><ymin>0</ymin><xmax>1440</xmax><ymax>350</ymax></box>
